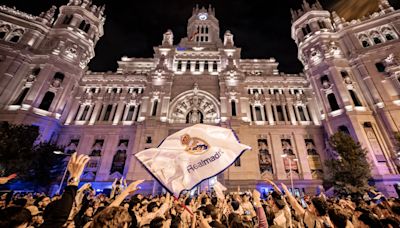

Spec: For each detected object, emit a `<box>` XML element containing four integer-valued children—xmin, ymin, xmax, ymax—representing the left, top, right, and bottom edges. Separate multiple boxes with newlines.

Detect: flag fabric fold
<box><xmin>135</xmin><ymin>124</ymin><xmax>251</xmax><ymax>196</ymax></box>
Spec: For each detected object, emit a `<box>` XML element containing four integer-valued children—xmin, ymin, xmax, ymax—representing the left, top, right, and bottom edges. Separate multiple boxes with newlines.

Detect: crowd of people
<box><xmin>0</xmin><ymin>153</ymin><xmax>400</xmax><ymax>228</ymax></box>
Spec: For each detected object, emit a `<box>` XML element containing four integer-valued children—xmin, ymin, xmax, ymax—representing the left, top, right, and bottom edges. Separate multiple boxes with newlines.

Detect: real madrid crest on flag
<box><xmin>135</xmin><ymin>124</ymin><xmax>251</xmax><ymax>196</ymax></box>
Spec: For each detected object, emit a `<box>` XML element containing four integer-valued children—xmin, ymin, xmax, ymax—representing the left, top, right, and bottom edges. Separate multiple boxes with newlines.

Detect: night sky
<box><xmin>2</xmin><ymin>0</ymin><xmax>400</xmax><ymax>73</ymax></box>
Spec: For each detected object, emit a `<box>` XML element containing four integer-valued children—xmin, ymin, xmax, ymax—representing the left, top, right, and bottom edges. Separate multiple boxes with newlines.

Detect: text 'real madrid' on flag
<box><xmin>135</xmin><ymin>124</ymin><xmax>251</xmax><ymax>196</ymax></box>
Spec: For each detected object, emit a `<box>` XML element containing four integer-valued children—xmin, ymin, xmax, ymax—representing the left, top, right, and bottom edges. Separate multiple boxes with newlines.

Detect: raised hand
<box><xmin>67</xmin><ymin>153</ymin><xmax>90</xmax><ymax>185</ymax></box>
<box><xmin>0</xmin><ymin>173</ymin><xmax>17</xmax><ymax>185</ymax></box>
<box><xmin>125</xmin><ymin>180</ymin><xmax>144</xmax><ymax>193</ymax></box>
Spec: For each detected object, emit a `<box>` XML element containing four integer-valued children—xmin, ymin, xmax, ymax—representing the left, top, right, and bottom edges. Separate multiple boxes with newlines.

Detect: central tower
<box><xmin>182</xmin><ymin>5</ymin><xmax>222</xmax><ymax>48</ymax></box>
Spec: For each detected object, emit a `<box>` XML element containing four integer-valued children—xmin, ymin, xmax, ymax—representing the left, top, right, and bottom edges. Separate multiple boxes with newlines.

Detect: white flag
<box><xmin>135</xmin><ymin>124</ymin><xmax>251</xmax><ymax>196</ymax></box>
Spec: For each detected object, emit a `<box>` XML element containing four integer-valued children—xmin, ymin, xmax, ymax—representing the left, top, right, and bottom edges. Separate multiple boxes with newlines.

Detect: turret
<box><xmin>291</xmin><ymin>0</ymin><xmax>333</xmax><ymax>45</ymax></box>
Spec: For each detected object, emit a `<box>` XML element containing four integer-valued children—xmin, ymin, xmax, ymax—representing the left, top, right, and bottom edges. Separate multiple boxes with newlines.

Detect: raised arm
<box><xmin>109</xmin><ymin>180</ymin><xmax>144</xmax><ymax>208</ymax></box>
<box><xmin>41</xmin><ymin>153</ymin><xmax>90</xmax><ymax>228</ymax></box>
<box><xmin>280</xmin><ymin>183</ymin><xmax>305</xmax><ymax>217</ymax></box>
<box><xmin>253</xmin><ymin>189</ymin><xmax>268</xmax><ymax>228</ymax></box>
<box><xmin>264</xmin><ymin>178</ymin><xmax>282</xmax><ymax>194</ymax></box>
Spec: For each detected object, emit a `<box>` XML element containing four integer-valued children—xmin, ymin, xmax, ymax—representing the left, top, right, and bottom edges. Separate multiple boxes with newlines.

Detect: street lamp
<box><xmin>53</xmin><ymin>151</ymin><xmax>71</xmax><ymax>194</ymax></box>
<box><xmin>281</xmin><ymin>154</ymin><xmax>298</xmax><ymax>193</ymax></box>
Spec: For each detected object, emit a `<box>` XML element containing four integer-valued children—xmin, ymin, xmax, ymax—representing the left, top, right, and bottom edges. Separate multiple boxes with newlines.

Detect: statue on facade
<box><xmin>162</xmin><ymin>29</ymin><xmax>174</xmax><ymax>46</ymax></box>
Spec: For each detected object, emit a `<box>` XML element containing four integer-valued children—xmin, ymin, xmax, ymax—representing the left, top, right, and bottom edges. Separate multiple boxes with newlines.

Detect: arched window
<box><xmin>373</xmin><ymin>36</ymin><xmax>382</xmax><ymax>44</ymax></box>
<box><xmin>9</xmin><ymin>29</ymin><xmax>24</xmax><ymax>43</ymax></box>
<box><xmin>39</xmin><ymin>91</ymin><xmax>55</xmax><ymax>111</ymax></box>
<box><xmin>0</xmin><ymin>24</ymin><xmax>10</xmax><ymax>40</ymax></box>
<box><xmin>103</xmin><ymin>104</ymin><xmax>113</xmax><ymax>121</ymax></box>
<box><xmin>327</xmin><ymin>93</ymin><xmax>340</xmax><ymax>111</ymax></box>
<box><xmin>318</xmin><ymin>20</ymin><xmax>327</xmax><ymax>29</ymax></box>
<box><xmin>340</xmin><ymin>70</ymin><xmax>349</xmax><ymax>78</ymax></box>
<box><xmin>126</xmin><ymin>106</ymin><xmax>135</xmax><ymax>121</ymax></box>
<box><xmin>205</xmin><ymin>27</ymin><xmax>209</xmax><ymax>34</ymax></box>
<box><xmin>54</xmin><ymin>72</ymin><xmax>65</xmax><ymax>82</ymax></box>
<box><xmin>201</xmin><ymin>26</ymin><xmax>205</xmax><ymax>34</ymax></box>
<box><xmin>381</xmin><ymin>27</ymin><xmax>397</xmax><ymax>41</ymax></box>
<box><xmin>338</xmin><ymin>125</ymin><xmax>350</xmax><ymax>135</ymax></box>
<box><xmin>231</xmin><ymin>100</ymin><xmax>237</xmax><ymax>116</ymax></box>
<box><xmin>186</xmin><ymin>61</ymin><xmax>191</xmax><ymax>71</ymax></box>
<box><xmin>195</xmin><ymin>61</ymin><xmax>200</xmax><ymax>71</ymax></box>
<box><xmin>205</xmin><ymin>36</ymin><xmax>209</xmax><ymax>42</ymax></box>
<box><xmin>349</xmin><ymin>90</ymin><xmax>362</xmax><ymax>107</ymax></box>
<box><xmin>84</xmin><ymin>23</ymin><xmax>90</xmax><ymax>33</ymax></box>
<box><xmin>13</xmin><ymin>88</ymin><xmax>30</xmax><ymax>105</ymax></box>
<box><xmin>306</xmin><ymin>24</ymin><xmax>312</xmax><ymax>34</ymax></box>
<box><xmin>63</xmin><ymin>15</ymin><xmax>73</xmax><ymax>25</ymax></box>
<box><xmin>385</xmin><ymin>33</ymin><xmax>394</xmax><ymax>41</ymax></box>
<box><xmin>284</xmin><ymin>105</ymin><xmax>290</xmax><ymax>122</ymax></box>
<box><xmin>151</xmin><ymin>100</ymin><xmax>158</xmax><ymax>116</ymax></box>
<box><xmin>79</xmin><ymin>21</ymin><xmax>86</xmax><ymax>30</ymax></box>
<box><xmin>32</xmin><ymin>68</ymin><xmax>41</xmax><ymax>76</ymax></box>
<box><xmin>110</xmin><ymin>150</ymin><xmax>127</xmax><ymax>175</ymax></box>
<box><xmin>80</xmin><ymin>105</ymin><xmax>90</xmax><ymax>121</ymax></box>
<box><xmin>375</xmin><ymin>62</ymin><xmax>386</xmax><ymax>73</ymax></box>
<box><xmin>358</xmin><ymin>34</ymin><xmax>370</xmax><ymax>47</ymax></box>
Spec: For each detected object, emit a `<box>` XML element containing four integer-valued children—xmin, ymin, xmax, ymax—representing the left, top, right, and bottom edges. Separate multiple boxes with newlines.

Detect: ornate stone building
<box><xmin>0</xmin><ymin>0</ymin><xmax>399</xmax><ymax>196</ymax></box>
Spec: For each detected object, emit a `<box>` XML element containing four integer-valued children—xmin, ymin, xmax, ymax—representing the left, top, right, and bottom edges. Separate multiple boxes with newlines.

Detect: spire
<box><xmin>379</xmin><ymin>0</ymin><xmax>394</xmax><ymax>12</ymax></box>
<box><xmin>315</xmin><ymin>0</ymin><xmax>323</xmax><ymax>10</ymax></box>
<box><xmin>302</xmin><ymin>0</ymin><xmax>311</xmax><ymax>11</ymax></box>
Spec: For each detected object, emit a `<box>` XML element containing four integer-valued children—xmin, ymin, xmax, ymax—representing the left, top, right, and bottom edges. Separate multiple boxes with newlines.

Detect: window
<box><xmin>292</xmin><ymin>105</ymin><xmax>298</xmax><ymax>121</ymax></box>
<box><xmin>231</xmin><ymin>100</ymin><xmax>237</xmax><ymax>116</ymax></box>
<box><xmin>126</xmin><ymin>106</ymin><xmax>135</xmax><ymax>121</ymax></box>
<box><xmin>205</xmin><ymin>27</ymin><xmax>209</xmax><ymax>33</ymax></box>
<box><xmin>177</xmin><ymin>61</ymin><xmax>182</xmax><ymax>71</ymax></box>
<box><xmin>195</xmin><ymin>61</ymin><xmax>200</xmax><ymax>71</ymax></box>
<box><xmin>186</xmin><ymin>61</ymin><xmax>191</xmax><ymax>71</ymax></box>
<box><xmin>249</xmin><ymin>105</ymin><xmax>254</xmax><ymax>121</ymax></box>
<box><xmin>63</xmin><ymin>15</ymin><xmax>73</xmax><ymax>25</ymax></box>
<box><xmin>320</xmin><ymin>75</ymin><xmax>329</xmax><ymax>85</ymax></box>
<box><xmin>79</xmin><ymin>21</ymin><xmax>91</xmax><ymax>33</ymax></box>
<box><xmin>204</xmin><ymin>61</ymin><xmax>209</xmax><ymax>71</ymax></box>
<box><xmin>39</xmin><ymin>91</ymin><xmax>55</xmax><ymax>111</ymax></box>
<box><xmin>318</xmin><ymin>20</ymin><xmax>327</xmax><ymax>29</ymax></box>
<box><xmin>32</xmin><ymin>68</ymin><xmax>41</xmax><ymax>76</ymax></box>
<box><xmin>306</xmin><ymin>24</ymin><xmax>312</xmax><ymax>34</ymax></box>
<box><xmin>13</xmin><ymin>88</ymin><xmax>29</xmax><ymax>105</ymax></box>
<box><xmin>0</xmin><ymin>31</ymin><xmax>6</xmax><ymax>39</ymax></box>
<box><xmin>10</xmin><ymin>35</ymin><xmax>20</xmax><ymax>43</ymax></box>
<box><xmin>277</xmin><ymin>105</ymin><xmax>284</xmax><ymax>121</ymax></box>
<box><xmin>146</xmin><ymin>136</ymin><xmax>152</xmax><ymax>144</ymax></box>
<box><xmin>375</xmin><ymin>62</ymin><xmax>386</xmax><ymax>72</ymax></box>
<box><xmin>234</xmin><ymin>157</ymin><xmax>241</xmax><ymax>167</ymax></box>
<box><xmin>0</xmin><ymin>24</ymin><xmax>10</xmax><ymax>39</ymax></box>
<box><xmin>385</xmin><ymin>33</ymin><xmax>394</xmax><ymax>41</ymax></box>
<box><xmin>152</xmin><ymin>100</ymin><xmax>158</xmax><ymax>116</ymax></box>
<box><xmin>80</xmin><ymin>105</ymin><xmax>90</xmax><ymax>120</ymax></box>
<box><xmin>340</xmin><ymin>70</ymin><xmax>349</xmax><ymax>78</ymax></box>
<box><xmin>327</xmin><ymin>93</ymin><xmax>340</xmax><ymax>111</ymax></box>
<box><xmin>213</xmin><ymin>61</ymin><xmax>218</xmax><ymax>71</ymax></box>
<box><xmin>362</xmin><ymin>40</ymin><xmax>370</xmax><ymax>48</ymax></box>
<box><xmin>349</xmin><ymin>90</ymin><xmax>362</xmax><ymax>106</ymax></box>
<box><xmin>373</xmin><ymin>36</ymin><xmax>382</xmax><ymax>44</ymax></box>
<box><xmin>103</xmin><ymin>104</ymin><xmax>113</xmax><ymax>121</ymax></box>
<box><xmin>338</xmin><ymin>125</ymin><xmax>350</xmax><ymax>135</ymax></box>
<box><xmin>54</xmin><ymin>72</ymin><xmax>65</xmax><ymax>83</ymax></box>
<box><xmin>298</xmin><ymin>106</ymin><xmax>307</xmax><ymax>121</ymax></box>
<box><xmin>255</xmin><ymin>106</ymin><xmax>262</xmax><ymax>121</ymax></box>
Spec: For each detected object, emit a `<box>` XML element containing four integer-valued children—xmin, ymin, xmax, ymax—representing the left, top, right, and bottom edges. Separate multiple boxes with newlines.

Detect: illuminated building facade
<box><xmin>0</xmin><ymin>0</ymin><xmax>399</xmax><ymax>196</ymax></box>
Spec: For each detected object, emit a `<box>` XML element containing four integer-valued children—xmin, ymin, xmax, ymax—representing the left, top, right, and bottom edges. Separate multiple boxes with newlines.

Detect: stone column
<box><xmin>260</xmin><ymin>105</ymin><xmax>266</xmax><ymax>121</ymax></box>
<box><xmin>65</xmin><ymin>101</ymin><xmax>80</xmax><ymax>125</ymax></box>
<box><xmin>270</xmin><ymin>134</ymin><xmax>286</xmax><ymax>179</ymax></box>
<box><xmin>96</xmin><ymin>135</ymin><xmax>119</xmax><ymax>181</ymax></box>
<box><xmin>288</xmin><ymin>103</ymin><xmax>297</xmax><ymax>125</ymax></box>
<box><xmin>76</xmin><ymin>104</ymin><xmax>85</xmax><ymax>121</ymax></box>
<box><xmin>122</xmin><ymin>104</ymin><xmax>130</xmax><ymax>122</ymax></box>
<box><xmin>182</xmin><ymin>61</ymin><xmax>187</xmax><ymax>72</ymax></box>
<box><xmin>109</xmin><ymin>104</ymin><xmax>117</xmax><ymax>122</ymax></box>
<box><xmin>89</xmin><ymin>102</ymin><xmax>102</xmax><ymax>125</ymax></box>
<box><xmin>293</xmin><ymin>134</ymin><xmax>312</xmax><ymax>180</ymax></box>
<box><xmin>266</xmin><ymin>101</ymin><xmax>274</xmax><ymax>125</ymax></box>
<box><xmin>85</xmin><ymin>105</ymin><xmax>95</xmax><ymax>121</ymax></box>
<box><xmin>272</xmin><ymin>105</ymin><xmax>279</xmax><ymax>123</ymax></box>
<box><xmin>294</xmin><ymin>106</ymin><xmax>301</xmax><ymax>123</ymax></box>
<box><xmin>113</xmin><ymin>101</ymin><xmax>125</xmax><ymax>125</ymax></box>
<box><xmin>200</xmin><ymin>61</ymin><xmax>205</xmax><ymax>73</ymax></box>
